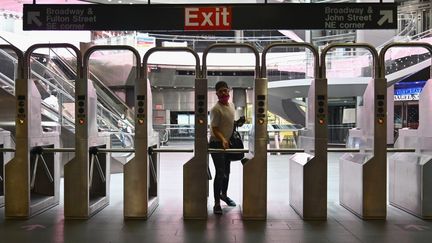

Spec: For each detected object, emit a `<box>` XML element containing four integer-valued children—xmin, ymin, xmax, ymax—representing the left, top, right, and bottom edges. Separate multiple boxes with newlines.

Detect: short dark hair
<box><xmin>215</xmin><ymin>81</ymin><xmax>229</xmax><ymax>91</ymax></box>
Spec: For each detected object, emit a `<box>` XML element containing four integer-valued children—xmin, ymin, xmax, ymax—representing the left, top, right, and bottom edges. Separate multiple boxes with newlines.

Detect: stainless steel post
<box><xmin>382</xmin><ymin>43</ymin><xmax>432</xmax><ymax>219</ymax></box>
<box><xmin>322</xmin><ymin>43</ymin><xmax>386</xmax><ymax>219</ymax></box>
<box><xmin>64</xmin><ymin>45</ymin><xmax>114</xmax><ymax>219</ymax></box>
<box><xmin>5</xmin><ymin>44</ymin><xmax>69</xmax><ymax>218</ymax></box>
<box><xmin>263</xmin><ymin>43</ymin><xmax>326</xmax><ymax>220</ymax></box>
<box><xmin>204</xmin><ymin>43</ymin><xmax>263</xmax><ymax>219</ymax></box>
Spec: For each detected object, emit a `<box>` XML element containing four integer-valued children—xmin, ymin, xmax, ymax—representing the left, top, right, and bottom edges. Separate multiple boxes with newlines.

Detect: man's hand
<box><xmin>222</xmin><ymin>139</ymin><xmax>230</xmax><ymax>150</ymax></box>
<box><xmin>235</xmin><ymin>116</ymin><xmax>246</xmax><ymax>127</ymax></box>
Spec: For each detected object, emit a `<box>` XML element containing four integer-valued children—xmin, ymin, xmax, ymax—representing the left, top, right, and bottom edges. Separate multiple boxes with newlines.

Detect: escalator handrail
<box><xmin>57</xmin><ymin>46</ymin><xmax>135</xmax><ymax>122</ymax></box>
<box><xmin>23</xmin><ymin>43</ymin><xmax>82</xmax><ymax>80</ymax></box>
<box><xmin>0</xmin><ymin>43</ymin><xmax>125</xmax><ymax>132</ymax></box>
<box><xmin>0</xmin><ymin>47</ymin><xmax>75</xmax><ymax>97</ymax></box>
<box><xmin>0</xmin><ymin>44</ymin><xmax>24</xmax><ymax>79</ymax></box>
<box><xmin>379</xmin><ymin>42</ymin><xmax>432</xmax><ymax>79</ymax></box>
<box><xmin>21</xmin><ymin>50</ymin><xmax>128</xmax><ymax>128</ymax></box>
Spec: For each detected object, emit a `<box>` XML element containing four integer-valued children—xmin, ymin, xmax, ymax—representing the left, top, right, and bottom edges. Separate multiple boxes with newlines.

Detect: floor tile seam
<box><xmin>331</xmin><ymin>216</ymin><xmax>364</xmax><ymax>243</ymax></box>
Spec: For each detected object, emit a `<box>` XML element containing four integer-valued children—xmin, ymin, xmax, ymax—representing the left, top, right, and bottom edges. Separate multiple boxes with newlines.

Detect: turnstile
<box><xmin>123</xmin><ymin>46</ymin><xmax>169</xmax><ymax>219</ymax></box>
<box><xmin>324</xmin><ymin>44</ymin><xmax>387</xmax><ymax>219</ymax></box>
<box><xmin>386</xmin><ymin>43</ymin><xmax>432</xmax><ymax>219</ymax></box>
<box><xmin>64</xmin><ymin>45</ymin><xmax>111</xmax><ymax>219</ymax></box>
<box><xmin>136</xmin><ymin>48</ymin><xmax>207</xmax><ymax>220</ymax></box>
<box><xmin>0</xmin><ymin>129</ymin><xmax>13</xmax><ymax>207</ymax></box>
<box><xmin>263</xmin><ymin>43</ymin><xmax>327</xmax><ymax>220</ymax></box>
<box><xmin>5</xmin><ymin>44</ymin><xmax>64</xmax><ymax>218</ymax></box>
<box><xmin>203</xmin><ymin>43</ymin><xmax>266</xmax><ymax>219</ymax></box>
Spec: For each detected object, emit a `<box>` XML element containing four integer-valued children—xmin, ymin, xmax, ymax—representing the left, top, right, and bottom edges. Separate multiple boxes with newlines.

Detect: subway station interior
<box><xmin>1</xmin><ymin>0</ymin><xmax>432</xmax><ymax>242</ymax></box>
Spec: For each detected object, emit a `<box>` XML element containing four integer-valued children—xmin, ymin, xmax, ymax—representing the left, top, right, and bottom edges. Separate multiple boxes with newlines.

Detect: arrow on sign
<box><xmin>27</xmin><ymin>11</ymin><xmax>42</xmax><ymax>27</ymax></box>
<box><xmin>378</xmin><ymin>10</ymin><xmax>393</xmax><ymax>26</ymax></box>
<box><xmin>21</xmin><ymin>224</ymin><xmax>46</xmax><ymax>231</ymax></box>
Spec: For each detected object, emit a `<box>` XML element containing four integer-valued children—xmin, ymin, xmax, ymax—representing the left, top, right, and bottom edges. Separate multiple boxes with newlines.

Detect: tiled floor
<box><xmin>1</xmin><ymin>144</ymin><xmax>432</xmax><ymax>243</ymax></box>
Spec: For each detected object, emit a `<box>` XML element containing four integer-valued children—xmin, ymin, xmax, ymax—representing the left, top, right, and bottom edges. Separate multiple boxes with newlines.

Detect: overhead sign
<box><xmin>23</xmin><ymin>3</ymin><xmax>397</xmax><ymax>31</ymax></box>
<box><xmin>185</xmin><ymin>7</ymin><xmax>232</xmax><ymax>31</ymax></box>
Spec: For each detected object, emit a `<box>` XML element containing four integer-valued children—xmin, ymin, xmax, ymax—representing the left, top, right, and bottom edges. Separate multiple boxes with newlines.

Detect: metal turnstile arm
<box><xmin>148</xmin><ymin>154</ymin><xmax>158</xmax><ymax>184</ymax></box>
<box><xmin>39</xmin><ymin>154</ymin><xmax>54</xmax><ymax>183</ymax></box>
<box><xmin>89</xmin><ymin>154</ymin><xmax>95</xmax><ymax>189</ymax></box>
<box><xmin>89</xmin><ymin>153</ymin><xmax>106</xmax><ymax>188</ymax></box>
<box><xmin>30</xmin><ymin>155</ymin><xmax>39</xmax><ymax>189</ymax></box>
<box><xmin>94</xmin><ymin>155</ymin><xmax>106</xmax><ymax>183</ymax></box>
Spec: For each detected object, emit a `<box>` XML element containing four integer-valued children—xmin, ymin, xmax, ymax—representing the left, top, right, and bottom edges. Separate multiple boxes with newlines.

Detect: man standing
<box><xmin>209</xmin><ymin>81</ymin><xmax>237</xmax><ymax>215</ymax></box>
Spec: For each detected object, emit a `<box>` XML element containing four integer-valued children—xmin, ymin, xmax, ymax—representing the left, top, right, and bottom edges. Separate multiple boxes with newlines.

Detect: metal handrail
<box><xmin>203</xmin><ymin>43</ymin><xmax>260</xmax><ymax>78</ymax></box>
<box><xmin>59</xmin><ymin>47</ymin><xmax>134</xmax><ymax>118</ymax></box>
<box><xmin>23</xmin><ymin>43</ymin><xmax>82</xmax><ymax>80</ymax></box>
<box><xmin>262</xmin><ymin>42</ymin><xmax>319</xmax><ymax>78</ymax></box>
<box><xmin>321</xmin><ymin>43</ymin><xmax>380</xmax><ymax>79</ymax></box>
<box><xmin>7</xmin><ymin>147</ymin><xmax>417</xmax><ymax>154</ymax></box>
<box><xmin>143</xmin><ymin>47</ymin><xmax>200</xmax><ymax>79</ymax></box>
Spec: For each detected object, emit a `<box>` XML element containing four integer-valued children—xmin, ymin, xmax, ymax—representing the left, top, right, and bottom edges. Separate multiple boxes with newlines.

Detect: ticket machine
<box><xmin>325</xmin><ymin>44</ymin><xmax>387</xmax><ymax>219</ymax></box>
<box><xmin>386</xmin><ymin>43</ymin><xmax>432</xmax><ymax>219</ymax></box>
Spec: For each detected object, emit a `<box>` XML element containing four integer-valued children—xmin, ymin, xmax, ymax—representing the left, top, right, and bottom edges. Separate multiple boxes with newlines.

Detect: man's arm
<box><xmin>212</xmin><ymin>126</ymin><xmax>229</xmax><ymax>149</ymax></box>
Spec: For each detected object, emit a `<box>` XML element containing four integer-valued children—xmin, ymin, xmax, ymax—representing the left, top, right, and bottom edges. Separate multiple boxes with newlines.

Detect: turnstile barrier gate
<box><xmin>203</xmin><ymin>43</ymin><xmax>266</xmax><ymax>219</ymax></box>
<box><xmin>64</xmin><ymin>45</ymin><xmax>114</xmax><ymax>219</ymax></box>
<box><xmin>124</xmin><ymin>47</ymin><xmax>184</xmax><ymax>219</ymax></box>
<box><xmin>384</xmin><ymin>43</ymin><xmax>432</xmax><ymax>219</ymax></box>
<box><xmin>263</xmin><ymin>43</ymin><xmax>327</xmax><ymax>220</ymax></box>
<box><xmin>141</xmin><ymin>47</ymin><xmax>203</xmax><ymax>219</ymax></box>
<box><xmin>5</xmin><ymin>44</ymin><xmax>66</xmax><ymax>218</ymax></box>
<box><xmin>323</xmin><ymin>44</ymin><xmax>387</xmax><ymax>219</ymax></box>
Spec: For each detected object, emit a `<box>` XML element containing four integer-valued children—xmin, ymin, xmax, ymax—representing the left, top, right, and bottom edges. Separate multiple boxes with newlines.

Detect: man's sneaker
<box><xmin>213</xmin><ymin>205</ymin><xmax>223</xmax><ymax>215</ymax></box>
<box><xmin>220</xmin><ymin>195</ymin><xmax>236</xmax><ymax>207</ymax></box>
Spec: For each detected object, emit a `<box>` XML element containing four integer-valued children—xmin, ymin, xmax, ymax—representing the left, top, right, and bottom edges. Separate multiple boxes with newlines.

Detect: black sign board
<box><xmin>23</xmin><ymin>3</ymin><xmax>397</xmax><ymax>31</ymax></box>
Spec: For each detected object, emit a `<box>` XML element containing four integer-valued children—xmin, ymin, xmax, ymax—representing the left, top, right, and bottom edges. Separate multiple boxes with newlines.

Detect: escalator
<box><xmin>0</xmin><ymin>45</ymin><xmax>135</xmax><ymax>167</ymax></box>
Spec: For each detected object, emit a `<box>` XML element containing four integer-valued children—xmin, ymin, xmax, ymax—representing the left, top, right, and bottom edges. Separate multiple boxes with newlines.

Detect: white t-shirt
<box><xmin>210</xmin><ymin>102</ymin><xmax>235</xmax><ymax>142</ymax></box>
<box><xmin>43</xmin><ymin>95</ymin><xmax>59</xmax><ymax>111</ymax></box>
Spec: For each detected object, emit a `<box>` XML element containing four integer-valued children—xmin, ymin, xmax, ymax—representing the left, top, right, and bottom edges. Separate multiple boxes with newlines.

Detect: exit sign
<box><xmin>185</xmin><ymin>7</ymin><xmax>232</xmax><ymax>31</ymax></box>
<box><xmin>23</xmin><ymin>3</ymin><xmax>397</xmax><ymax>31</ymax></box>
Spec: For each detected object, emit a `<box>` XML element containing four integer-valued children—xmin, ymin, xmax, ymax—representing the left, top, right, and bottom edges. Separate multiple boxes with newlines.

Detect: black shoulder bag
<box><xmin>227</xmin><ymin>123</ymin><xmax>244</xmax><ymax>161</ymax></box>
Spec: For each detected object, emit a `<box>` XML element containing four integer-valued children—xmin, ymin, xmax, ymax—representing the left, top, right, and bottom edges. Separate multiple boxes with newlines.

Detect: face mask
<box><xmin>218</xmin><ymin>94</ymin><xmax>230</xmax><ymax>104</ymax></box>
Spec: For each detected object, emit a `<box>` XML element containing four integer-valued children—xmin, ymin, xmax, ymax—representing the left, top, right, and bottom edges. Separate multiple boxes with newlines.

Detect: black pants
<box><xmin>209</xmin><ymin>140</ymin><xmax>231</xmax><ymax>203</ymax></box>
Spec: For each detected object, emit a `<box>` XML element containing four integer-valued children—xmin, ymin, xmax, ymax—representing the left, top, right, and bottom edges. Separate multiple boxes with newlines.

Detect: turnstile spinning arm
<box><xmin>147</xmin><ymin>154</ymin><xmax>158</xmax><ymax>184</ymax></box>
<box><xmin>30</xmin><ymin>153</ymin><xmax>54</xmax><ymax>189</ymax></box>
<box><xmin>89</xmin><ymin>152</ymin><xmax>106</xmax><ymax>189</ymax></box>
